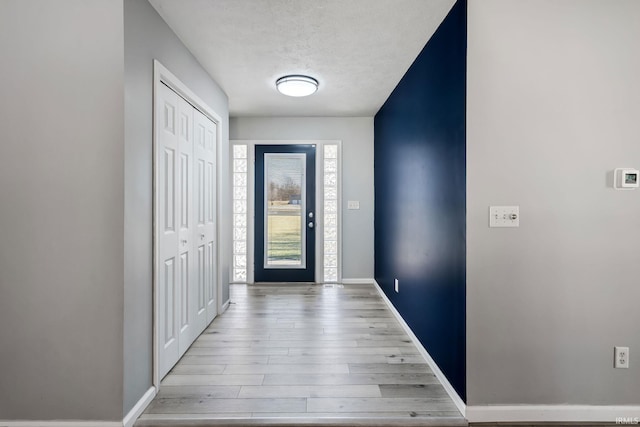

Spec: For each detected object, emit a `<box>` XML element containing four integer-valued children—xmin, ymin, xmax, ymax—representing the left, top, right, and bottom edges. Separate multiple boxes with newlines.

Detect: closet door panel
<box><xmin>157</xmin><ymin>84</ymin><xmax>180</xmax><ymax>379</ymax></box>
<box><xmin>177</xmin><ymin>97</ymin><xmax>194</xmax><ymax>357</ymax></box>
<box><xmin>193</xmin><ymin>109</ymin><xmax>216</xmax><ymax>334</ymax></box>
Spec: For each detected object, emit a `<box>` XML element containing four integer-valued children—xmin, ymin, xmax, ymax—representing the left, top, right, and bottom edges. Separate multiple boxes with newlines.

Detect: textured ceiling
<box><xmin>149</xmin><ymin>0</ymin><xmax>456</xmax><ymax>117</ymax></box>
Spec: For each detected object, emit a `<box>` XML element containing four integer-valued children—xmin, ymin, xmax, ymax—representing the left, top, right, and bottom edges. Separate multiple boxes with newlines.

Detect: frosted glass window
<box><xmin>234</xmin><ymin>200</ymin><xmax>247</xmax><ymax>214</ymax></box>
<box><xmin>234</xmin><ymin>255</ymin><xmax>247</xmax><ymax>268</ymax></box>
<box><xmin>325</xmin><ymin>186</ymin><xmax>337</xmax><ymax>200</ymax></box>
<box><xmin>324</xmin><ymin>158</ymin><xmax>337</xmax><ymax>173</ymax></box>
<box><xmin>234</xmin><ymin>172</ymin><xmax>247</xmax><ymax>187</ymax></box>
<box><xmin>323</xmin><ymin>144</ymin><xmax>339</xmax><ymax>283</ymax></box>
<box><xmin>325</xmin><ymin>213</ymin><xmax>337</xmax><ymax>227</ymax></box>
<box><xmin>233</xmin><ymin>187</ymin><xmax>247</xmax><ymax>200</ymax></box>
<box><xmin>233</xmin><ymin>159</ymin><xmax>247</xmax><ymax>173</ymax></box>
<box><xmin>324</xmin><ymin>173</ymin><xmax>337</xmax><ymax>187</ymax></box>
<box><xmin>324</xmin><ymin>199</ymin><xmax>337</xmax><ymax>213</ymax></box>
<box><xmin>233</xmin><ymin>227</ymin><xmax>246</xmax><ymax>241</ymax></box>
<box><xmin>234</xmin><ymin>269</ymin><xmax>247</xmax><ymax>281</ymax></box>
<box><xmin>324</xmin><ymin>226</ymin><xmax>337</xmax><ymax>240</ymax></box>
<box><xmin>232</xmin><ymin>143</ymin><xmax>248</xmax><ymax>282</ymax></box>
<box><xmin>233</xmin><ymin>145</ymin><xmax>247</xmax><ymax>159</ymax></box>
<box><xmin>325</xmin><ymin>254</ymin><xmax>337</xmax><ymax>268</ymax></box>
<box><xmin>324</xmin><ymin>240</ymin><xmax>337</xmax><ymax>254</ymax></box>
<box><xmin>324</xmin><ymin>268</ymin><xmax>337</xmax><ymax>283</ymax></box>
<box><xmin>233</xmin><ymin>214</ymin><xmax>247</xmax><ymax>228</ymax></box>
<box><xmin>324</xmin><ymin>145</ymin><xmax>337</xmax><ymax>159</ymax></box>
<box><xmin>234</xmin><ymin>241</ymin><xmax>246</xmax><ymax>254</ymax></box>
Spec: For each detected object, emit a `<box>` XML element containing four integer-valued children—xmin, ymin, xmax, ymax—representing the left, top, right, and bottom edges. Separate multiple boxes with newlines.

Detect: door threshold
<box><xmin>251</xmin><ymin>281</ymin><xmax>318</xmax><ymax>285</ymax></box>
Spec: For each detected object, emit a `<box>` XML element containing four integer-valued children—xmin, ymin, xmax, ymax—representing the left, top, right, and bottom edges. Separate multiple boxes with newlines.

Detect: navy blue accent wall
<box><xmin>374</xmin><ymin>0</ymin><xmax>467</xmax><ymax>400</ymax></box>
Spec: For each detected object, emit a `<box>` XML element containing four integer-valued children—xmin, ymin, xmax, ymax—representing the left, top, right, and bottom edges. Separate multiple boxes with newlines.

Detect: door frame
<box><xmin>152</xmin><ymin>60</ymin><xmax>223</xmax><ymax>388</ymax></box>
<box><xmin>231</xmin><ymin>140</ymin><xmax>342</xmax><ymax>284</ymax></box>
<box><xmin>255</xmin><ymin>146</ymin><xmax>316</xmax><ymax>281</ymax></box>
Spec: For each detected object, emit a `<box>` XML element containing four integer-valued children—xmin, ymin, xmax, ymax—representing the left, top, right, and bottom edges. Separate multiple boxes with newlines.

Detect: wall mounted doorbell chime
<box><xmin>614</xmin><ymin>168</ymin><xmax>639</xmax><ymax>190</ymax></box>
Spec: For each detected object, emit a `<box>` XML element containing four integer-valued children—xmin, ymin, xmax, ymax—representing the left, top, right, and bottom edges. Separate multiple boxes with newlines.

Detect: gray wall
<box><xmin>124</xmin><ymin>0</ymin><xmax>230</xmax><ymax>414</ymax></box>
<box><xmin>0</xmin><ymin>0</ymin><xmax>125</xmax><ymax>420</ymax></box>
<box><xmin>230</xmin><ymin>117</ymin><xmax>375</xmax><ymax>280</ymax></box>
<box><xmin>467</xmin><ymin>0</ymin><xmax>640</xmax><ymax>405</ymax></box>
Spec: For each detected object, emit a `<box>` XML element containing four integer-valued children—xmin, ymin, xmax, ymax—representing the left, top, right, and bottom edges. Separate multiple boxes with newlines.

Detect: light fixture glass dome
<box><xmin>276</xmin><ymin>75</ymin><xmax>319</xmax><ymax>97</ymax></box>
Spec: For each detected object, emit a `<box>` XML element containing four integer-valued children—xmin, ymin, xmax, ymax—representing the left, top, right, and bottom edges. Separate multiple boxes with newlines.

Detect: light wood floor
<box><xmin>137</xmin><ymin>283</ymin><xmax>466</xmax><ymax>426</ymax></box>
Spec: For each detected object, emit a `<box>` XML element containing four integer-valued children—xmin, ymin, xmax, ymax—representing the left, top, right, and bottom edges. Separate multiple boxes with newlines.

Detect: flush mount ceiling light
<box><xmin>275</xmin><ymin>75</ymin><xmax>319</xmax><ymax>97</ymax></box>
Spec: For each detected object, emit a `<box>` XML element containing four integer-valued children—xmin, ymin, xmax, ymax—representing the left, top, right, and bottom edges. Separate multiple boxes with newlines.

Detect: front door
<box><xmin>255</xmin><ymin>145</ymin><xmax>316</xmax><ymax>282</ymax></box>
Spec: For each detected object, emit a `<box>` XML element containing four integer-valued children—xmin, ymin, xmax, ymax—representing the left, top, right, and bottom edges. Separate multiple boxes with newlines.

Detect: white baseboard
<box><xmin>0</xmin><ymin>422</ymin><xmax>121</xmax><ymax>427</ymax></box>
<box><xmin>122</xmin><ymin>386</ymin><xmax>156</xmax><ymax>427</ymax></box>
<box><xmin>341</xmin><ymin>278</ymin><xmax>376</xmax><ymax>285</ymax></box>
<box><xmin>0</xmin><ymin>386</ymin><xmax>157</xmax><ymax>427</ymax></box>
<box><xmin>372</xmin><ymin>280</ymin><xmax>467</xmax><ymax>417</ymax></box>
<box><xmin>466</xmin><ymin>404</ymin><xmax>640</xmax><ymax>423</ymax></box>
<box><xmin>221</xmin><ymin>299</ymin><xmax>230</xmax><ymax>313</ymax></box>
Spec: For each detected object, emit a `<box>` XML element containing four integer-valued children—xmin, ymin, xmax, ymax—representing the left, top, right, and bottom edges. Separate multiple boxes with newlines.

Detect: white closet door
<box><xmin>193</xmin><ymin>109</ymin><xmax>217</xmax><ymax>334</ymax></box>
<box><xmin>157</xmin><ymin>83</ymin><xmax>180</xmax><ymax>377</ymax></box>
<box><xmin>176</xmin><ymin>97</ymin><xmax>194</xmax><ymax>356</ymax></box>
<box><xmin>157</xmin><ymin>78</ymin><xmax>217</xmax><ymax>379</ymax></box>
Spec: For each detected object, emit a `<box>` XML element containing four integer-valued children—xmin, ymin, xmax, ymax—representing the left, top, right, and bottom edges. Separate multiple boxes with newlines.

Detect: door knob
<box><xmin>308</xmin><ymin>222</ymin><xmax>314</xmax><ymax>229</ymax></box>
<box><xmin>200</xmin><ymin>234</ymin><xmax>205</xmax><ymax>240</ymax></box>
<box><xmin>181</xmin><ymin>239</ymin><xmax>187</xmax><ymax>245</ymax></box>
<box><xmin>308</xmin><ymin>212</ymin><xmax>314</xmax><ymax>218</ymax></box>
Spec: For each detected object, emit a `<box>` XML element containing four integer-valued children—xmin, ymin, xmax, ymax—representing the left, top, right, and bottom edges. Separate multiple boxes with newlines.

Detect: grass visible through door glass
<box><xmin>267</xmin><ymin>202</ymin><xmax>302</xmax><ymax>264</ymax></box>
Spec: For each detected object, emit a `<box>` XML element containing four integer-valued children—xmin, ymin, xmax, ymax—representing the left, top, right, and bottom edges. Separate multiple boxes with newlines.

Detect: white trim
<box><xmin>466</xmin><ymin>405</ymin><xmax>640</xmax><ymax>423</ymax></box>
<box><xmin>122</xmin><ymin>386</ymin><xmax>156</xmax><ymax>427</ymax></box>
<box><xmin>152</xmin><ymin>60</ymin><xmax>223</xmax><ymax>388</ymax></box>
<box><xmin>231</xmin><ymin>140</ymin><xmax>342</xmax><ymax>285</ymax></box>
<box><xmin>341</xmin><ymin>278</ymin><xmax>376</xmax><ymax>285</ymax></box>
<box><xmin>372</xmin><ymin>280</ymin><xmax>467</xmax><ymax>417</ymax></box>
<box><xmin>221</xmin><ymin>299</ymin><xmax>230</xmax><ymax>313</ymax></box>
<box><xmin>0</xmin><ymin>422</ymin><xmax>120</xmax><ymax>427</ymax></box>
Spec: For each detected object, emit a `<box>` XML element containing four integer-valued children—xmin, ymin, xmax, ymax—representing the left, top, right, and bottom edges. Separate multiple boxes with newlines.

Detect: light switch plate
<box><xmin>490</xmin><ymin>206</ymin><xmax>520</xmax><ymax>227</ymax></box>
<box><xmin>347</xmin><ymin>200</ymin><xmax>360</xmax><ymax>210</ymax></box>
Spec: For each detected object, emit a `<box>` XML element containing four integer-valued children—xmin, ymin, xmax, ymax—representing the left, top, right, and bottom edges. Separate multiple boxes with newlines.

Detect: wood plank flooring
<box><xmin>138</xmin><ymin>283</ymin><xmax>466</xmax><ymax>426</ymax></box>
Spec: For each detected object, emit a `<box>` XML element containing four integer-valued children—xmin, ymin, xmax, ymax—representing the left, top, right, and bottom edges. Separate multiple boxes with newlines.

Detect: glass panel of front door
<box><xmin>264</xmin><ymin>153</ymin><xmax>306</xmax><ymax>268</ymax></box>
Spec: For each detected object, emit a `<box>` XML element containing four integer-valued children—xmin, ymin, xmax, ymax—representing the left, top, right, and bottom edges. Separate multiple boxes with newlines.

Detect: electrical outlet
<box><xmin>489</xmin><ymin>206</ymin><xmax>520</xmax><ymax>228</ymax></box>
<box><xmin>614</xmin><ymin>346</ymin><xmax>629</xmax><ymax>368</ymax></box>
<box><xmin>394</xmin><ymin>279</ymin><xmax>399</xmax><ymax>293</ymax></box>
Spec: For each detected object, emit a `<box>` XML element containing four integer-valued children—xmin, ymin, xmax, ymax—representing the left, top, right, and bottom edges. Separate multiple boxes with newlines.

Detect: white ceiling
<box><xmin>149</xmin><ymin>0</ymin><xmax>456</xmax><ymax>117</ymax></box>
